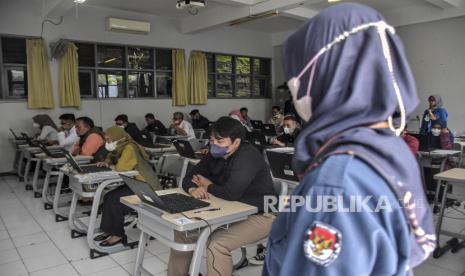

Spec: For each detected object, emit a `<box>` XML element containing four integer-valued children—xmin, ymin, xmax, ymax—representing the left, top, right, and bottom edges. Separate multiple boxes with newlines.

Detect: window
<box><xmin>0</xmin><ymin>36</ymin><xmax>28</xmax><ymax>99</ymax></box>
<box><xmin>75</xmin><ymin>41</ymin><xmax>173</xmax><ymax>99</ymax></box>
<box><xmin>97</xmin><ymin>71</ymin><xmax>125</xmax><ymax>98</ymax></box>
<box><xmin>97</xmin><ymin>45</ymin><xmax>124</xmax><ymax>68</ymax></box>
<box><xmin>206</xmin><ymin>52</ymin><xmax>271</xmax><ymax>98</ymax></box>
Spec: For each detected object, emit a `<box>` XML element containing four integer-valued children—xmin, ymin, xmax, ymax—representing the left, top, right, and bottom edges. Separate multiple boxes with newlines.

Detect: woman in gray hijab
<box><xmin>420</xmin><ymin>94</ymin><xmax>448</xmax><ymax>134</ymax></box>
<box><xmin>32</xmin><ymin>114</ymin><xmax>58</xmax><ymax>143</ymax></box>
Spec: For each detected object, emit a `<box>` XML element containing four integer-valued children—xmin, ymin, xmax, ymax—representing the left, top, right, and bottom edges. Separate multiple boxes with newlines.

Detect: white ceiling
<box><xmin>232</xmin><ymin>16</ymin><xmax>304</xmax><ymax>33</ymax></box>
<box><xmin>86</xmin><ymin>0</ymin><xmax>223</xmax><ymax>18</ymax></box>
<box><xmin>50</xmin><ymin>0</ymin><xmax>465</xmax><ymax>34</ymax></box>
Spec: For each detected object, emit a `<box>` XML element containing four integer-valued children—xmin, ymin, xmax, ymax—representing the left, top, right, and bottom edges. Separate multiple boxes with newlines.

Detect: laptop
<box><xmin>173</xmin><ymin>140</ymin><xmax>204</xmax><ymax>159</ymax></box>
<box><xmin>261</xmin><ymin>124</ymin><xmax>277</xmax><ymax>136</ymax></box>
<box><xmin>188</xmin><ymin>139</ymin><xmax>209</xmax><ymax>151</ymax></box>
<box><xmin>247</xmin><ymin>130</ymin><xmax>268</xmax><ymax>147</ymax></box>
<box><xmin>266</xmin><ymin>149</ymin><xmax>299</xmax><ymax>182</ymax></box>
<box><xmin>9</xmin><ymin>128</ymin><xmax>26</xmax><ymax>140</ymax></box>
<box><xmin>21</xmin><ymin>133</ymin><xmax>40</xmax><ymax>147</ymax></box>
<box><xmin>146</xmin><ymin>143</ymin><xmax>173</xmax><ymax>149</ymax></box>
<box><xmin>121</xmin><ymin>174</ymin><xmax>210</xmax><ymax>214</ymax></box>
<box><xmin>62</xmin><ymin>151</ymin><xmax>112</xmax><ymax>174</ymax></box>
<box><xmin>251</xmin><ymin>120</ymin><xmax>263</xmax><ymax>130</ymax></box>
<box><xmin>37</xmin><ymin>142</ymin><xmax>66</xmax><ymax>158</ymax></box>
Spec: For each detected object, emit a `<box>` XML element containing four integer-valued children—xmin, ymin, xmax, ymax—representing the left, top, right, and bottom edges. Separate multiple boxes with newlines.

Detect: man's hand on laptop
<box><xmin>96</xmin><ymin>162</ymin><xmax>109</xmax><ymax>168</ymax></box>
<box><xmin>188</xmin><ymin>187</ymin><xmax>209</xmax><ymax>200</ymax></box>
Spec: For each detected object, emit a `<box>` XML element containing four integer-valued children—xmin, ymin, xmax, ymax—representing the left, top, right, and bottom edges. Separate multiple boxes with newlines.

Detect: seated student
<box><xmin>428</xmin><ymin>119</ymin><xmax>453</xmax><ymax>150</ymax></box>
<box><xmin>94</xmin><ymin>126</ymin><xmax>162</xmax><ymax>246</ymax></box>
<box><xmin>114</xmin><ymin>114</ymin><xmax>145</xmax><ymax>145</ymax></box>
<box><xmin>32</xmin><ymin>114</ymin><xmax>58</xmax><ymax>144</ymax></box>
<box><xmin>143</xmin><ymin>113</ymin><xmax>167</xmax><ymax>135</ymax></box>
<box><xmin>56</xmin><ymin>113</ymin><xmax>79</xmax><ymax>152</ymax></box>
<box><xmin>270</xmin><ymin>115</ymin><xmax>301</xmax><ymax>147</ymax></box>
<box><xmin>189</xmin><ymin>109</ymin><xmax>210</xmax><ymax>130</ymax></box>
<box><xmin>168</xmin><ymin>117</ymin><xmax>277</xmax><ymax>276</ymax></box>
<box><xmin>240</xmin><ymin>107</ymin><xmax>253</xmax><ymax>129</ymax></box>
<box><xmin>268</xmin><ymin>106</ymin><xmax>284</xmax><ymax>133</ymax></box>
<box><xmin>169</xmin><ymin>112</ymin><xmax>195</xmax><ymax>139</ymax></box>
<box><xmin>401</xmin><ymin>127</ymin><xmax>419</xmax><ymax>155</ymax></box>
<box><xmin>71</xmin><ymin>117</ymin><xmax>107</xmax><ymax>162</ymax></box>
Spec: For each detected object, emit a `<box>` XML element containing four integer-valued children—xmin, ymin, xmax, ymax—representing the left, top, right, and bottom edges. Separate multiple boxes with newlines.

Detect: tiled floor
<box><xmin>0</xmin><ymin>176</ymin><xmax>262</xmax><ymax>276</ymax></box>
<box><xmin>1</xmin><ymin>175</ymin><xmax>465</xmax><ymax>276</ymax></box>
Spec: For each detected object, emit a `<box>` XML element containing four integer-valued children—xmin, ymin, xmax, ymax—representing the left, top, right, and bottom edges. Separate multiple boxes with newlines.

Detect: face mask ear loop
<box><xmin>378</xmin><ymin>24</ymin><xmax>406</xmax><ymax>136</ymax></box>
<box><xmin>296</xmin><ymin>47</ymin><xmax>326</xmax><ymax>80</ymax></box>
<box><xmin>304</xmin><ymin>58</ymin><xmax>318</xmax><ymax>98</ymax></box>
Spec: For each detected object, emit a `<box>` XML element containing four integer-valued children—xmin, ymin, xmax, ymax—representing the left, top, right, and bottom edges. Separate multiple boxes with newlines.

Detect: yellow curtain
<box><xmin>26</xmin><ymin>39</ymin><xmax>54</xmax><ymax>109</ymax></box>
<box><xmin>59</xmin><ymin>42</ymin><xmax>81</xmax><ymax>108</ymax></box>
<box><xmin>188</xmin><ymin>51</ymin><xmax>208</xmax><ymax>105</ymax></box>
<box><xmin>171</xmin><ymin>49</ymin><xmax>187</xmax><ymax>106</ymax></box>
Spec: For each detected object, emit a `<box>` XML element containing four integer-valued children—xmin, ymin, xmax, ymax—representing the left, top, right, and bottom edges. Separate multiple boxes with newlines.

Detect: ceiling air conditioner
<box><xmin>107</xmin><ymin>17</ymin><xmax>151</xmax><ymax>34</ymax></box>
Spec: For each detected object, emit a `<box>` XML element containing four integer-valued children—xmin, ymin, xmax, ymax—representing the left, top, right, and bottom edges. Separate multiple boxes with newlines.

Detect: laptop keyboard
<box><xmin>159</xmin><ymin>193</ymin><xmax>209</xmax><ymax>213</ymax></box>
<box><xmin>80</xmin><ymin>165</ymin><xmax>112</xmax><ymax>174</ymax></box>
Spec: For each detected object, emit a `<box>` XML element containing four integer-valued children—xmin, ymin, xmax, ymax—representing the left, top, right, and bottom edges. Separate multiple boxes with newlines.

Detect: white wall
<box><xmin>0</xmin><ymin>0</ymin><xmax>273</xmax><ymax>173</ymax></box>
<box><xmin>397</xmin><ymin>16</ymin><xmax>465</xmax><ymax>134</ymax></box>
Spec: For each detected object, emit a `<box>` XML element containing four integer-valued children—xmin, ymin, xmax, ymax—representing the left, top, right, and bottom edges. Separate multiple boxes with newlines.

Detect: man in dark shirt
<box><xmin>143</xmin><ymin>113</ymin><xmax>167</xmax><ymax>135</ymax></box>
<box><xmin>114</xmin><ymin>114</ymin><xmax>145</xmax><ymax>145</ymax></box>
<box><xmin>189</xmin><ymin>109</ymin><xmax>210</xmax><ymax>130</ymax></box>
<box><xmin>168</xmin><ymin>117</ymin><xmax>277</xmax><ymax>276</ymax></box>
<box><xmin>271</xmin><ymin>115</ymin><xmax>301</xmax><ymax>147</ymax></box>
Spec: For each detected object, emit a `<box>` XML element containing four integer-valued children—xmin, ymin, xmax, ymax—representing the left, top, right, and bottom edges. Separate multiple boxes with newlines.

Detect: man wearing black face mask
<box><xmin>168</xmin><ymin>116</ymin><xmax>277</xmax><ymax>276</ymax></box>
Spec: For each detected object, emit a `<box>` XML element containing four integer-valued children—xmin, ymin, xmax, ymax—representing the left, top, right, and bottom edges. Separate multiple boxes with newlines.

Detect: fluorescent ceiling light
<box><xmin>74</xmin><ymin>0</ymin><xmax>86</xmax><ymax>3</ymax></box>
<box><xmin>328</xmin><ymin>0</ymin><xmax>342</xmax><ymax>2</ymax></box>
<box><xmin>230</xmin><ymin>10</ymin><xmax>279</xmax><ymax>26</ymax></box>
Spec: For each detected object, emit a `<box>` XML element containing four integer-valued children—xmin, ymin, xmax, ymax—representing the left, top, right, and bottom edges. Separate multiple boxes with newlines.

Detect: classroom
<box><xmin>0</xmin><ymin>0</ymin><xmax>465</xmax><ymax>275</ymax></box>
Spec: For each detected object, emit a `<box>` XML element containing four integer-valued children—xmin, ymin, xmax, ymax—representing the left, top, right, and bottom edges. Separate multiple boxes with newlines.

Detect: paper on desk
<box><xmin>174</xmin><ymin>217</ymin><xmax>193</xmax><ymax>225</ymax></box>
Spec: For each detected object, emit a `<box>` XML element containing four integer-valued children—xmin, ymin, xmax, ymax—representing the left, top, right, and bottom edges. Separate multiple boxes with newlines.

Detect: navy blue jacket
<box><xmin>263</xmin><ymin>154</ymin><xmax>411</xmax><ymax>276</ymax></box>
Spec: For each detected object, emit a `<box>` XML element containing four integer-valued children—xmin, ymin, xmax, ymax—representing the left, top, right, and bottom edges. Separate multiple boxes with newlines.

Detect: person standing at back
<box><xmin>419</xmin><ymin>95</ymin><xmax>448</xmax><ymax>134</ymax></box>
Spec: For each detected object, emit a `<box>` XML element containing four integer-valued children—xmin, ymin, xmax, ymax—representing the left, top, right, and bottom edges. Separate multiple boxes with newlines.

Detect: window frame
<box><xmin>205</xmin><ymin>51</ymin><xmax>272</xmax><ymax>99</ymax></box>
<box><xmin>73</xmin><ymin>40</ymin><xmax>174</xmax><ymax>100</ymax></box>
<box><xmin>0</xmin><ymin>34</ymin><xmax>32</xmax><ymax>101</ymax></box>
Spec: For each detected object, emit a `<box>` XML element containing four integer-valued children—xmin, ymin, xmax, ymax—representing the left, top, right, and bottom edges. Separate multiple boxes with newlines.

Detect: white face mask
<box><xmin>287</xmin><ymin>21</ymin><xmax>406</xmax><ymax>136</ymax></box>
<box><xmin>283</xmin><ymin>127</ymin><xmax>293</xmax><ymax>135</ymax></box>
<box><xmin>105</xmin><ymin>141</ymin><xmax>117</xmax><ymax>152</ymax></box>
<box><xmin>33</xmin><ymin>122</ymin><xmax>40</xmax><ymax>128</ymax></box>
<box><xmin>431</xmin><ymin>129</ymin><xmax>441</xmax><ymax>137</ymax></box>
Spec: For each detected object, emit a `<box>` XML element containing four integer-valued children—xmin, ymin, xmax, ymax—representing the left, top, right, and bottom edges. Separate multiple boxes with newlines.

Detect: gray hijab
<box><xmin>429</xmin><ymin>94</ymin><xmax>443</xmax><ymax>108</ymax></box>
<box><xmin>32</xmin><ymin>114</ymin><xmax>57</xmax><ymax>130</ymax></box>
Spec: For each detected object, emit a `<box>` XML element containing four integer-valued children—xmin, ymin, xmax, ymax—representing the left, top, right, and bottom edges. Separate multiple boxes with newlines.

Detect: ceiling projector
<box><xmin>176</xmin><ymin>0</ymin><xmax>206</xmax><ymax>10</ymax></box>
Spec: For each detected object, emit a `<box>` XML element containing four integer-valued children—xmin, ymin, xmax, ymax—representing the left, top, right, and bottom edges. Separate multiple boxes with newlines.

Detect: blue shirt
<box><xmin>263</xmin><ymin>154</ymin><xmax>411</xmax><ymax>276</ymax></box>
<box><xmin>420</xmin><ymin>107</ymin><xmax>448</xmax><ymax>134</ymax></box>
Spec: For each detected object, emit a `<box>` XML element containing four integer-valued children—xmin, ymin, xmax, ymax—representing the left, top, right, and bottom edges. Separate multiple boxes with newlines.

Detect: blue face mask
<box><xmin>210</xmin><ymin>143</ymin><xmax>230</xmax><ymax>158</ymax></box>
